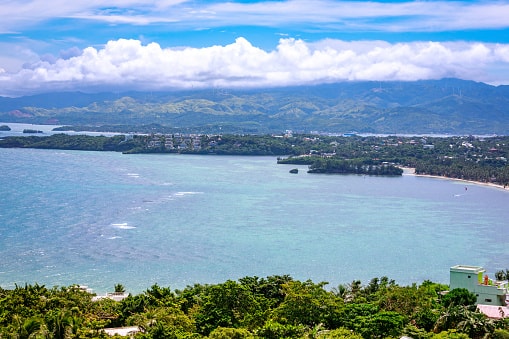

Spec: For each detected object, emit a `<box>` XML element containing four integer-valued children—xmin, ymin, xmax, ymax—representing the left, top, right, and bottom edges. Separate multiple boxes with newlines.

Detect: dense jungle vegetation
<box><xmin>1</xmin><ymin>133</ymin><xmax>508</xmax><ymax>185</ymax></box>
<box><xmin>2</xmin><ymin>276</ymin><xmax>509</xmax><ymax>338</ymax></box>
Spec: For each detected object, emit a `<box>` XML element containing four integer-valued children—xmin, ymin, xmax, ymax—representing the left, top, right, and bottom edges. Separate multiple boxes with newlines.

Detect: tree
<box><xmin>495</xmin><ymin>271</ymin><xmax>505</xmax><ymax>281</ymax></box>
<box><xmin>239</xmin><ymin>275</ymin><xmax>293</xmax><ymax>308</ymax></box>
<box><xmin>114</xmin><ymin>284</ymin><xmax>126</xmax><ymax>293</ymax></box>
<box><xmin>441</xmin><ymin>288</ymin><xmax>477</xmax><ymax>308</ymax></box>
<box><xmin>431</xmin><ymin>329</ymin><xmax>470</xmax><ymax>338</ymax></box>
<box><xmin>492</xmin><ymin>329</ymin><xmax>509</xmax><ymax>339</ymax></box>
<box><xmin>256</xmin><ymin>320</ymin><xmax>306</xmax><ymax>339</ymax></box>
<box><xmin>352</xmin><ymin>311</ymin><xmax>406</xmax><ymax>339</ymax></box>
<box><xmin>455</xmin><ymin>309</ymin><xmax>495</xmax><ymax>339</ymax></box>
<box><xmin>316</xmin><ymin>327</ymin><xmax>363</xmax><ymax>339</ymax></box>
<box><xmin>195</xmin><ymin>280</ymin><xmax>261</xmax><ymax>335</ymax></box>
<box><xmin>208</xmin><ymin>326</ymin><xmax>254</xmax><ymax>338</ymax></box>
<box><xmin>433</xmin><ymin>304</ymin><xmax>494</xmax><ymax>338</ymax></box>
<box><xmin>12</xmin><ymin>315</ymin><xmax>43</xmax><ymax>339</ymax></box>
<box><xmin>46</xmin><ymin>310</ymin><xmax>73</xmax><ymax>339</ymax></box>
<box><xmin>414</xmin><ymin>308</ymin><xmax>440</xmax><ymax>332</ymax></box>
<box><xmin>144</xmin><ymin>284</ymin><xmax>175</xmax><ymax>307</ymax></box>
<box><xmin>272</xmin><ymin>280</ymin><xmax>343</xmax><ymax>328</ymax></box>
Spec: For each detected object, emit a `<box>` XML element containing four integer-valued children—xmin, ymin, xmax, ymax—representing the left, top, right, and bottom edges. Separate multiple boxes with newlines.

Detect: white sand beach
<box><xmin>401</xmin><ymin>167</ymin><xmax>509</xmax><ymax>192</ymax></box>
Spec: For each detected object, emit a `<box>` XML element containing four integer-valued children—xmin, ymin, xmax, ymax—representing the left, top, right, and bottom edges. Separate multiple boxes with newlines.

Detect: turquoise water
<box><xmin>1</xmin><ymin>148</ymin><xmax>508</xmax><ymax>294</ymax></box>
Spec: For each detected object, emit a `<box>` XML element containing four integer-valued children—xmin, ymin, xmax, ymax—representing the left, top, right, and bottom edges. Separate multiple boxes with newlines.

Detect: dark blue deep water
<box><xmin>1</xmin><ymin>148</ymin><xmax>508</xmax><ymax>294</ymax></box>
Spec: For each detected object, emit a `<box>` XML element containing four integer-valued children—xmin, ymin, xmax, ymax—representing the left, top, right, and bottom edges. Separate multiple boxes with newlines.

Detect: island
<box><xmin>280</xmin><ymin>157</ymin><xmax>403</xmax><ymax>176</ymax></box>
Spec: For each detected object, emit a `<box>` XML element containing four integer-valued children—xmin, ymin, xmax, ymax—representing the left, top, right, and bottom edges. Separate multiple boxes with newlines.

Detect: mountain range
<box><xmin>1</xmin><ymin>78</ymin><xmax>508</xmax><ymax>134</ymax></box>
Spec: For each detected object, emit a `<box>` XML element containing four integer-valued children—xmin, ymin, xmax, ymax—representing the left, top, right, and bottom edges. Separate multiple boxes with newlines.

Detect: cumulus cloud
<box><xmin>1</xmin><ymin>37</ymin><xmax>509</xmax><ymax>96</ymax></box>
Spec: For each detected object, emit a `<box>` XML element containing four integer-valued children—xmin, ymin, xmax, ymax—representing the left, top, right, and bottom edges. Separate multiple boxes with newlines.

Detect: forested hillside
<box><xmin>1</xmin><ymin>79</ymin><xmax>508</xmax><ymax>134</ymax></box>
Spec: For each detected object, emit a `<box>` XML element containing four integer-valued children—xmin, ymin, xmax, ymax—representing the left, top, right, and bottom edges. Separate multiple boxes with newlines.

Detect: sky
<box><xmin>1</xmin><ymin>0</ymin><xmax>509</xmax><ymax>96</ymax></box>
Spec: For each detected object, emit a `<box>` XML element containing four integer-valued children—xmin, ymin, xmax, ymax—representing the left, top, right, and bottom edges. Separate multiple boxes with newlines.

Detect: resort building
<box><xmin>450</xmin><ymin>265</ymin><xmax>509</xmax><ymax>306</ymax></box>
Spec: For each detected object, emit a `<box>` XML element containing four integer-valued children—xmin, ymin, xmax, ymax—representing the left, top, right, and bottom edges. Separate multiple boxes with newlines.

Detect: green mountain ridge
<box><xmin>1</xmin><ymin>79</ymin><xmax>508</xmax><ymax>134</ymax></box>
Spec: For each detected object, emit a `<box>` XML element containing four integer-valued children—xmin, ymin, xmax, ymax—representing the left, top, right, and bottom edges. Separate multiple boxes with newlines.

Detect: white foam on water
<box><xmin>174</xmin><ymin>191</ymin><xmax>203</xmax><ymax>197</ymax></box>
<box><xmin>111</xmin><ymin>223</ymin><xmax>136</xmax><ymax>230</ymax></box>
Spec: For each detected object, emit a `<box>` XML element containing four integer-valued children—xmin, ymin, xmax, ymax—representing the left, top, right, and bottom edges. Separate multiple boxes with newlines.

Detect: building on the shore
<box><xmin>450</xmin><ymin>265</ymin><xmax>509</xmax><ymax>306</ymax></box>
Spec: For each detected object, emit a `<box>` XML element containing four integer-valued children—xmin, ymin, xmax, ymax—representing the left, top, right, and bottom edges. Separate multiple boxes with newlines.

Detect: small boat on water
<box><xmin>289</xmin><ymin>168</ymin><xmax>298</xmax><ymax>174</ymax></box>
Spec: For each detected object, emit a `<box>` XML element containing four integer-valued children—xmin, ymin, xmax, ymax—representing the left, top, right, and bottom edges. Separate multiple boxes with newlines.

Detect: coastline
<box><xmin>401</xmin><ymin>167</ymin><xmax>509</xmax><ymax>192</ymax></box>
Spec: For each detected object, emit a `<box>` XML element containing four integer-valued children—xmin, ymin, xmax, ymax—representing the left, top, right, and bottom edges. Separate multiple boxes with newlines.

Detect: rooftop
<box><xmin>477</xmin><ymin>305</ymin><xmax>509</xmax><ymax>319</ymax></box>
<box><xmin>450</xmin><ymin>265</ymin><xmax>485</xmax><ymax>273</ymax></box>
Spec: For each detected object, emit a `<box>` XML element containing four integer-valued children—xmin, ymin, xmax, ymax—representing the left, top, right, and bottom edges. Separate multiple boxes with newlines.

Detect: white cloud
<box><xmin>1</xmin><ymin>37</ymin><xmax>509</xmax><ymax>96</ymax></box>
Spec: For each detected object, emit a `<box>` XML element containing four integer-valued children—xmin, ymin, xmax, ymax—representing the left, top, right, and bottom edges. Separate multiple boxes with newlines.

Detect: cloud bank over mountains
<box><xmin>1</xmin><ymin>1</ymin><xmax>509</xmax><ymax>96</ymax></box>
<box><xmin>1</xmin><ymin>37</ymin><xmax>509</xmax><ymax>97</ymax></box>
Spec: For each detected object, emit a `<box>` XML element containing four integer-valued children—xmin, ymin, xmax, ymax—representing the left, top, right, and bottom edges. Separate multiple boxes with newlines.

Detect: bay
<box><xmin>1</xmin><ymin>148</ymin><xmax>508</xmax><ymax>294</ymax></box>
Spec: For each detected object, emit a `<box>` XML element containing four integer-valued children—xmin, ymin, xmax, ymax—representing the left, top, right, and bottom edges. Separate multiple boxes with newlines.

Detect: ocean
<box><xmin>1</xmin><ymin>148</ymin><xmax>508</xmax><ymax>294</ymax></box>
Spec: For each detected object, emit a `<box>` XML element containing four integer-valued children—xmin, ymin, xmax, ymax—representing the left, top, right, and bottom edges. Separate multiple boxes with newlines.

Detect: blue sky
<box><xmin>1</xmin><ymin>0</ymin><xmax>509</xmax><ymax>96</ymax></box>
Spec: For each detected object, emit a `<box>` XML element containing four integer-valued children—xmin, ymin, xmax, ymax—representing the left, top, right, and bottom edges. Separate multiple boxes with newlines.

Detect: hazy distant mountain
<box><xmin>1</xmin><ymin>78</ymin><xmax>508</xmax><ymax>134</ymax></box>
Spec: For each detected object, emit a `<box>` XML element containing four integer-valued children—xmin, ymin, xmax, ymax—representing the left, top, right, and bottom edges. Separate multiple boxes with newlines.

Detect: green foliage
<box><xmin>495</xmin><ymin>269</ymin><xmax>509</xmax><ymax>281</ymax></box>
<box><xmin>357</xmin><ymin>311</ymin><xmax>406</xmax><ymax>339</ymax></box>
<box><xmin>272</xmin><ymin>280</ymin><xmax>343</xmax><ymax>328</ymax></box>
<box><xmin>114</xmin><ymin>284</ymin><xmax>126</xmax><ymax>293</ymax></box>
<box><xmin>403</xmin><ymin>324</ymin><xmax>434</xmax><ymax>339</ymax></box>
<box><xmin>431</xmin><ymin>329</ymin><xmax>470</xmax><ymax>338</ymax></box>
<box><xmin>144</xmin><ymin>284</ymin><xmax>176</xmax><ymax>307</ymax></box>
<box><xmin>414</xmin><ymin>308</ymin><xmax>440</xmax><ymax>332</ymax></box>
<box><xmin>315</xmin><ymin>327</ymin><xmax>363</xmax><ymax>339</ymax></box>
<box><xmin>441</xmin><ymin>288</ymin><xmax>477</xmax><ymax>308</ymax></box>
<box><xmin>256</xmin><ymin>320</ymin><xmax>307</xmax><ymax>339</ymax></box>
<box><xmin>308</xmin><ymin>158</ymin><xmax>403</xmax><ymax>176</ymax></box>
<box><xmin>3</xmin><ymin>79</ymin><xmax>509</xmax><ymax>134</ymax></box>
<box><xmin>194</xmin><ymin>280</ymin><xmax>262</xmax><ymax>335</ymax></box>
<box><xmin>493</xmin><ymin>329</ymin><xmax>509</xmax><ymax>339</ymax></box>
<box><xmin>11</xmin><ymin>315</ymin><xmax>43</xmax><ymax>339</ymax></box>
<box><xmin>0</xmin><ymin>276</ymin><xmax>507</xmax><ymax>338</ymax></box>
<box><xmin>208</xmin><ymin>326</ymin><xmax>254</xmax><ymax>338</ymax></box>
<box><xmin>239</xmin><ymin>275</ymin><xmax>293</xmax><ymax>305</ymax></box>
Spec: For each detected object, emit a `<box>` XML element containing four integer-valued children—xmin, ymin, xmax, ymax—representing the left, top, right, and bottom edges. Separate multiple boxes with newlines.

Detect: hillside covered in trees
<box><xmin>1</xmin><ymin>79</ymin><xmax>508</xmax><ymax>135</ymax></box>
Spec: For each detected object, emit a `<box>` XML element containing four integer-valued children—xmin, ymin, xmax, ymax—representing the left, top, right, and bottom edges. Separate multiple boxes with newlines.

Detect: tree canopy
<box><xmin>0</xmin><ymin>276</ymin><xmax>506</xmax><ymax>338</ymax></box>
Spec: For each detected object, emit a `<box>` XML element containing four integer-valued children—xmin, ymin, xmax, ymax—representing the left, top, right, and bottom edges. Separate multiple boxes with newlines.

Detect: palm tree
<box><xmin>456</xmin><ymin>310</ymin><xmax>495</xmax><ymax>339</ymax></box>
<box><xmin>47</xmin><ymin>310</ymin><xmax>73</xmax><ymax>339</ymax></box>
<box><xmin>12</xmin><ymin>315</ymin><xmax>42</xmax><ymax>339</ymax></box>
<box><xmin>114</xmin><ymin>284</ymin><xmax>126</xmax><ymax>293</ymax></box>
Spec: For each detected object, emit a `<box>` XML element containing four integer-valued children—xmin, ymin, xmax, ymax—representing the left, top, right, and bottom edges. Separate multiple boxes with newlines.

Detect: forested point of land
<box><xmin>0</xmin><ymin>133</ymin><xmax>508</xmax><ymax>185</ymax></box>
<box><xmin>1</xmin><ymin>276</ymin><xmax>509</xmax><ymax>338</ymax></box>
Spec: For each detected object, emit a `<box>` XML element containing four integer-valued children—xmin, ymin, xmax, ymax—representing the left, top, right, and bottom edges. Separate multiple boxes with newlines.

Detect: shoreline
<box><xmin>401</xmin><ymin>167</ymin><xmax>509</xmax><ymax>192</ymax></box>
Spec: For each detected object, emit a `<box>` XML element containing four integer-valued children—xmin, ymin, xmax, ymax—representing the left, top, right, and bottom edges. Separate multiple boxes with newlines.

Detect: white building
<box><xmin>450</xmin><ymin>265</ymin><xmax>509</xmax><ymax>306</ymax></box>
